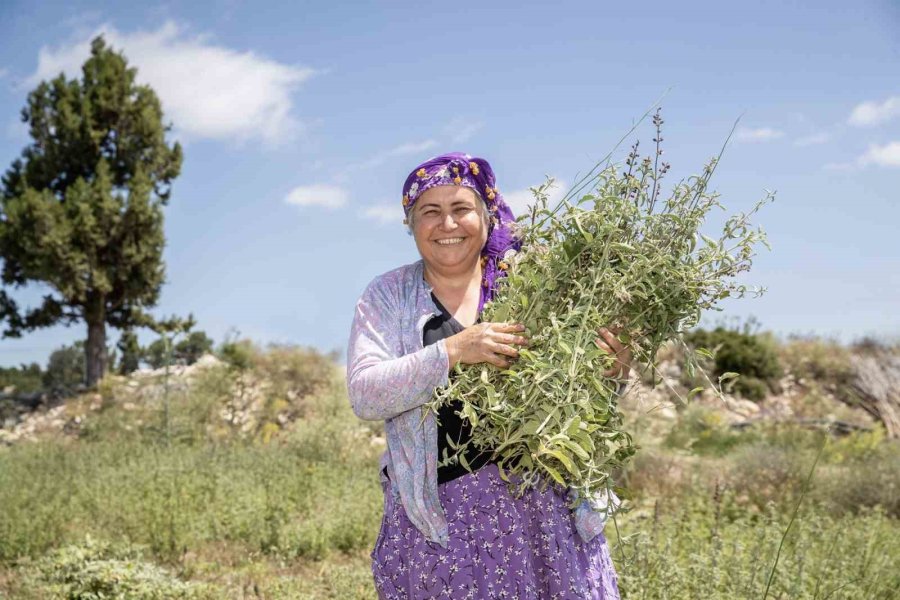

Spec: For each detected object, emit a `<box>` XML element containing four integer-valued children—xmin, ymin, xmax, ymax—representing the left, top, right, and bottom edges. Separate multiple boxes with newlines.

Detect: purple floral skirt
<box><xmin>371</xmin><ymin>462</ymin><xmax>620</xmax><ymax>599</ymax></box>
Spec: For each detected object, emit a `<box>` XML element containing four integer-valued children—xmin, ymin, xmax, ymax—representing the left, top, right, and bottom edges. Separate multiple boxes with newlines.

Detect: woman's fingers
<box><xmin>597</xmin><ymin>328</ymin><xmax>623</xmax><ymax>353</ymax></box>
<box><xmin>595</xmin><ymin>333</ymin><xmax>627</xmax><ymax>378</ymax></box>
<box><xmin>594</xmin><ymin>337</ymin><xmax>617</xmax><ymax>355</ymax></box>
<box><xmin>489</xmin><ymin>342</ymin><xmax>520</xmax><ymax>359</ymax></box>
<box><xmin>493</xmin><ymin>321</ymin><xmax>526</xmax><ymax>333</ymax></box>
<box><xmin>602</xmin><ymin>365</ymin><xmax>622</xmax><ymax>378</ymax></box>
<box><xmin>497</xmin><ymin>332</ymin><xmax>530</xmax><ymax>346</ymax></box>
<box><xmin>487</xmin><ymin>352</ymin><xmax>512</xmax><ymax>368</ymax></box>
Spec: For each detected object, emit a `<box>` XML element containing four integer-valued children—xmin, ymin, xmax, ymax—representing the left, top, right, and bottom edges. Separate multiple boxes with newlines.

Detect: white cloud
<box><xmin>284</xmin><ymin>184</ymin><xmax>348</xmax><ymax>209</ymax></box>
<box><xmin>503</xmin><ymin>178</ymin><xmax>567</xmax><ymax>216</ymax></box>
<box><xmin>359</xmin><ymin>203</ymin><xmax>402</xmax><ymax>225</ymax></box>
<box><xmin>735</xmin><ymin>127</ymin><xmax>784</xmax><ymax>143</ymax></box>
<box><xmin>822</xmin><ymin>140</ymin><xmax>900</xmax><ymax>171</ymax></box>
<box><xmin>848</xmin><ymin>96</ymin><xmax>900</xmax><ymax>127</ymax></box>
<box><xmin>442</xmin><ymin>118</ymin><xmax>484</xmax><ymax>144</ymax></box>
<box><xmin>858</xmin><ymin>141</ymin><xmax>900</xmax><ymax>168</ymax></box>
<box><xmin>24</xmin><ymin>21</ymin><xmax>316</xmax><ymax>144</ymax></box>
<box><xmin>794</xmin><ymin>132</ymin><xmax>830</xmax><ymax>147</ymax></box>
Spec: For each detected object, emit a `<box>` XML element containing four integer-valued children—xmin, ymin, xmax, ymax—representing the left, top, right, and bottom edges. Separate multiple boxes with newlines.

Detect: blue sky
<box><xmin>0</xmin><ymin>0</ymin><xmax>898</xmax><ymax>368</ymax></box>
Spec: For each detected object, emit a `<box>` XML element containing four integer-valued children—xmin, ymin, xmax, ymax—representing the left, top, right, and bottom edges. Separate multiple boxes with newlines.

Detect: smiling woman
<box><xmin>347</xmin><ymin>152</ymin><xmax>622</xmax><ymax>598</ymax></box>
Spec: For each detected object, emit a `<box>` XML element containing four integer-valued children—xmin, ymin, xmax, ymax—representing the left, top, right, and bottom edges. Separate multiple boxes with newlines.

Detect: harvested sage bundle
<box><xmin>424</xmin><ymin>113</ymin><xmax>773</xmax><ymax>510</ymax></box>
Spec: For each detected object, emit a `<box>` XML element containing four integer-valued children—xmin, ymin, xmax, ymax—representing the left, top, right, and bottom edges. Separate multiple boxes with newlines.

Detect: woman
<box><xmin>347</xmin><ymin>152</ymin><xmax>631</xmax><ymax>599</ymax></box>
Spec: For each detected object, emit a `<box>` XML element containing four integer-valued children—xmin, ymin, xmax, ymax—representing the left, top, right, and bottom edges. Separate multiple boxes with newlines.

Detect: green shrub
<box><xmin>822</xmin><ymin>426</ymin><xmax>886</xmax><ymax>464</ymax></box>
<box><xmin>252</xmin><ymin>343</ymin><xmax>341</xmax><ymax>425</ymax></box>
<box><xmin>780</xmin><ymin>335</ymin><xmax>853</xmax><ymax>384</ymax></box>
<box><xmin>814</xmin><ymin>440</ymin><xmax>900</xmax><ymax>518</ymax></box>
<box><xmin>174</xmin><ymin>331</ymin><xmax>214</xmax><ymax>366</ymax></box>
<box><xmin>216</xmin><ymin>338</ymin><xmax>257</xmax><ymax>371</ymax></box>
<box><xmin>663</xmin><ymin>404</ymin><xmax>752</xmax><ymax>456</ymax></box>
<box><xmin>779</xmin><ymin>335</ymin><xmax>861</xmax><ymax>407</ymax></box>
<box><xmin>20</xmin><ymin>535</ymin><xmax>217</xmax><ymax>599</ymax></box>
<box><xmin>117</xmin><ymin>329</ymin><xmax>143</xmax><ymax>375</ymax></box>
<box><xmin>0</xmin><ymin>362</ymin><xmax>44</xmax><ymax>394</ymax></box>
<box><xmin>43</xmin><ymin>342</ymin><xmax>87</xmax><ymax>392</ymax></box>
<box><xmin>726</xmin><ymin>442</ymin><xmax>807</xmax><ymax>509</ymax></box>
<box><xmin>620</xmin><ymin>447</ymin><xmax>691</xmax><ymax>500</ymax></box>
<box><xmin>684</xmin><ymin>325</ymin><xmax>782</xmax><ymax>401</ymax></box>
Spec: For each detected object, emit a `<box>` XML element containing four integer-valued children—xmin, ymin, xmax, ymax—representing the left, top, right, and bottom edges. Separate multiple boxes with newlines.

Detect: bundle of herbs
<box><xmin>424</xmin><ymin>110</ymin><xmax>773</xmax><ymax>514</ymax></box>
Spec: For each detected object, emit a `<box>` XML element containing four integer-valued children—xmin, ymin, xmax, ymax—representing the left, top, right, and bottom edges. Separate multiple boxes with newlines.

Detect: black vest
<box><xmin>424</xmin><ymin>292</ymin><xmax>499</xmax><ymax>484</ymax></box>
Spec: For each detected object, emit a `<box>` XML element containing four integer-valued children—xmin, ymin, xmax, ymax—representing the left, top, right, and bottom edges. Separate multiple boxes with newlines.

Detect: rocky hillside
<box><xmin>2</xmin><ymin>343</ymin><xmax>895</xmax><ymax>447</ymax></box>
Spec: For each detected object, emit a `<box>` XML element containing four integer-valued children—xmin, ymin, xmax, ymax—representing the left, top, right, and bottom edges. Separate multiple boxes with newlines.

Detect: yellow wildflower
<box><xmin>416</xmin><ymin>168</ymin><xmax>427</xmax><ymax>178</ymax></box>
<box><xmin>453</xmin><ymin>176</ymin><xmax>462</xmax><ymax>184</ymax></box>
<box><xmin>469</xmin><ymin>162</ymin><xmax>479</xmax><ymax>175</ymax></box>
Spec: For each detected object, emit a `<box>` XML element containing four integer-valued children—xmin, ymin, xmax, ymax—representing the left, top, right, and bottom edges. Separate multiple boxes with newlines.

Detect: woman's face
<box><xmin>411</xmin><ymin>185</ymin><xmax>488</xmax><ymax>276</ymax></box>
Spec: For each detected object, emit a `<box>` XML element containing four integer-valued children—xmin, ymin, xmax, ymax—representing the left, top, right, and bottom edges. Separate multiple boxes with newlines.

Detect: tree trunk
<box><xmin>85</xmin><ymin>293</ymin><xmax>107</xmax><ymax>388</ymax></box>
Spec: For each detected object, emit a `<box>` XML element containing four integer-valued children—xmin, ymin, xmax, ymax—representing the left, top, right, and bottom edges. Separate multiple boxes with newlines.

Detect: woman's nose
<box><xmin>441</xmin><ymin>213</ymin><xmax>457</xmax><ymax>229</ymax></box>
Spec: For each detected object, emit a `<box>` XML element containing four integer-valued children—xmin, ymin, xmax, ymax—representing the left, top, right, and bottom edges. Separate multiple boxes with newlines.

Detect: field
<box><xmin>1</xmin><ymin>342</ymin><xmax>898</xmax><ymax>599</ymax></box>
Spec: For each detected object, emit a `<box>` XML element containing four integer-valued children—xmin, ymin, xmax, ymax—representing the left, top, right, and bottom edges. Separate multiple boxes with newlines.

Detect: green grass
<box><xmin>609</xmin><ymin>493</ymin><xmax>900</xmax><ymax>599</ymax></box>
<box><xmin>1</xmin><ymin>347</ymin><xmax>899</xmax><ymax>598</ymax></box>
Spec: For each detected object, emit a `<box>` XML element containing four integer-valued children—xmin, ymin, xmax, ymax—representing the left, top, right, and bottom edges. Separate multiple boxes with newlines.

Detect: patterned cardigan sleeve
<box><xmin>346</xmin><ymin>278</ymin><xmax>450</xmax><ymax>421</ymax></box>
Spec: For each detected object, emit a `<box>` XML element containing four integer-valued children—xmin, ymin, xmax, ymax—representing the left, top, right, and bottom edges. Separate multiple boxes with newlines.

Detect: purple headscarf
<box><xmin>401</xmin><ymin>152</ymin><xmax>522</xmax><ymax>313</ymax></box>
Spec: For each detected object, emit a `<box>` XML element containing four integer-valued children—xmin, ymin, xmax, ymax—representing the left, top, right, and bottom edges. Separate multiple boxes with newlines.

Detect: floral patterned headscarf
<box><xmin>401</xmin><ymin>152</ymin><xmax>522</xmax><ymax>313</ymax></box>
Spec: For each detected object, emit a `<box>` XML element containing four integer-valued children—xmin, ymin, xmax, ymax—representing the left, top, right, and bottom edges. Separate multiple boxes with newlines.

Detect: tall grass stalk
<box><xmin>763</xmin><ymin>431</ymin><xmax>827</xmax><ymax>599</ymax></box>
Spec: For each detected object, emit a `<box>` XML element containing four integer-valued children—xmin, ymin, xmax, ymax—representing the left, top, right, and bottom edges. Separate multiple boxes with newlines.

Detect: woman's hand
<box><xmin>445</xmin><ymin>322</ymin><xmax>530</xmax><ymax>369</ymax></box>
<box><xmin>594</xmin><ymin>326</ymin><xmax>633</xmax><ymax>381</ymax></box>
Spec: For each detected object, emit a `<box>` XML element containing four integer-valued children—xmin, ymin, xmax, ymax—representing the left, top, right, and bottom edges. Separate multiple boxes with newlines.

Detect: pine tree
<box><xmin>0</xmin><ymin>36</ymin><xmax>182</xmax><ymax>386</ymax></box>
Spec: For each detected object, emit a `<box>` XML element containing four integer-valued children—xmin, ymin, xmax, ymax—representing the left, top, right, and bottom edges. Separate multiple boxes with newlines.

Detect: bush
<box><xmin>143</xmin><ymin>338</ymin><xmax>170</xmax><ymax>370</ymax></box>
<box><xmin>117</xmin><ymin>329</ymin><xmax>143</xmax><ymax>375</ymax></box>
<box><xmin>620</xmin><ymin>447</ymin><xmax>691</xmax><ymax>500</ymax></box>
<box><xmin>216</xmin><ymin>338</ymin><xmax>257</xmax><ymax>371</ymax></box>
<box><xmin>822</xmin><ymin>426</ymin><xmax>886</xmax><ymax>464</ymax></box>
<box><xmin>814</xmin><ymin>440</ymin><xmax>900</xmax><ymax>518</ymax></box>
<box><xmin>174</xmin><ymin>331</ymin><xmax>214</xmax><ymax>365</ymax></box>
<box><xmin>779</xmin><ymin>334</ymin><xmax>861</xmax><ymax>408</ymax></box>
<box><xmin>43</xmin><ymin>342</ymin><xmax>86</xmax><ymax>392</ymax></box>
<box><xmin>726</xmin><ymin>442</ymin><xmax>807</xmax><ymax>509</ymax></box>
<box><xmin>663</xmin><ymin>404</ymin><xmax>752</xmax><ymax>456</ymax></box>
<box><xmin>251</xmin><ymin>343</ymin><xmax>340</xmax><ymax>418</ymax></box>
<box><xmin>0</xmin><ymin>362</ymin><xmax>43</xmax><ymax>394</ymax></box>
<box><xmin>684</xmin><ymin>325</ymin><xmax>782</xmax><ymax>401</ymax></box>
<box><xmin>780</xmin><ymin>335</ymin><xmax>853</xmax><ymax>384</ymax></box>
<box><xmin>20</xmin><ymin>535</ymin><xmax>217</xmax><ymax>599</ymax></box>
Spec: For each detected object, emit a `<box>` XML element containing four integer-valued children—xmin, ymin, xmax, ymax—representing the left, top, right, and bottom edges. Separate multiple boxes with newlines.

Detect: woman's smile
<box><xmin>434</xmin><ymin>237</ymin><xmax>466</xmax><ymax>245</ymax></box>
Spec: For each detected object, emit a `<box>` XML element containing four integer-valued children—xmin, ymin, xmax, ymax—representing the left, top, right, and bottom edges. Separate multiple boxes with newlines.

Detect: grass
<box><xmin>1</xmin><ymin>344</ymin><xmax>899</xmax><ymax>598</ymax></box>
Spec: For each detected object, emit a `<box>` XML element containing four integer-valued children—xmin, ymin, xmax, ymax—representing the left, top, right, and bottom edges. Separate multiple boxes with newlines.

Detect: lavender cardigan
<box><xmin>346</xmin><ymin>259</ymin><xmax>622</xmax><ymax>549</ymax></box>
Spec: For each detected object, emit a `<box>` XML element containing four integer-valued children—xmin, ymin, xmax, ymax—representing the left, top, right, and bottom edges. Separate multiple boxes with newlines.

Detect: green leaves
<box><xmin>431</xmin><ymin>120</ymin><xmax>771</xmax><ymax>505</ymax></box>
<box><xmin>0</xmin><ymin>34</ymin><xmax>183</xmax><ymax>387</ymax></box>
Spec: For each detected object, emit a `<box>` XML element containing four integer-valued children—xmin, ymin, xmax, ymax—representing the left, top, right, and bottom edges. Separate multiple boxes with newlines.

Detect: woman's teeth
<box><xmin>435</xmin><ymin>238</ymin><xmax>465</xmax><ymax>245</ymax></box>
